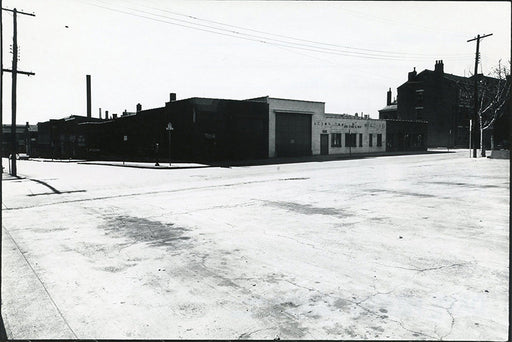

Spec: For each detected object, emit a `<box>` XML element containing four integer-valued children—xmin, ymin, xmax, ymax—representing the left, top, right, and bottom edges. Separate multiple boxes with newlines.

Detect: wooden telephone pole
<box><xmin>467</xmin><ymin>33</ymin><xmax>492</xmax><ymax>158</ymax></box>
<box><xmin>2</xmin><ymin>7</ymin><xmax>35</xmax><ymax>176</ymax></box>
<box><xmin>0</xmin><ymin>4</ymin><xmax>35</xmax><ymax>331</ymax></box>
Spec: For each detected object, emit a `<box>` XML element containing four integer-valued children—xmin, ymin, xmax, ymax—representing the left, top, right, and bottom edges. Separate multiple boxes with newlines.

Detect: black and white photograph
<box><xmin>0</xmin><ymin>0</ymin><xmax>510</xmax><ymax>340</ymax></box>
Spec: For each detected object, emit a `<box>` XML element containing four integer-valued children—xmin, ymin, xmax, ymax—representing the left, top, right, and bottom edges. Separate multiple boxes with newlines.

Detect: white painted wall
<box><xmin>318</xmin><ymin>116</ymin><xmax>386</xmax><ymax>155</ymax></box>
<box><xmin>249</xmin><ymin>97</ymin><xmax>386</xmax><ymax>158</ymax></box>
<box><xmin>266</xmin><ymin>98</ymin><xmax>325</xmax><ymax>157</ymax></box>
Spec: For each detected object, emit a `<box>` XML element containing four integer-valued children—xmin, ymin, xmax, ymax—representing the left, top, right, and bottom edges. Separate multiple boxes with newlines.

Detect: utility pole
<box><xmin>467</xmin><ymin>33</ymin><xmax>492</xmax><ymax>158</ymax></box>
<box><xmin>2</xmin><ymin>7</ymin><xmax>35</xmax><ymax>176</ymax></box>
<box><xmin>0</xmin><ymin>1</ymin><xmax>3</xmax><ymax>334</ymax></box>
<box><xmin>0</xmin><ymin>9</ymin><xmax>34</xmax><ymax>332</ymax></box>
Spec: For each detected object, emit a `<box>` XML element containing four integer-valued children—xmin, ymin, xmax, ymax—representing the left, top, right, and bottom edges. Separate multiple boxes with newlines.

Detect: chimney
<box><xmin>169</xmin><ymin>93</ymin><xmax>176</xmax><ymax>102</ymax></box>
<box><xmin>136</xmin><ymin>103</ymin><xmax>142</xmax><ymax>112</ymax></box>
<box><xmin>408</xmin><ymin>67</ymin><xmax>417</xmax><ymax>81</ymax></box>
<box><xmin>105</xmin><ymin>110</ymin><xmax>109</xmax><ymax>120</ymax></box>
<box><xmin>86</xmin><ymin>75</ymin><xmax>91</xmax><ymax>118</ymax></box>
<box><xmin>435</xmin><ymin>60</ymin><xmax>444</xmax><ymax>74</ymax></box>
<box><xmin>99</xmin><ymin>108</ymin><xmax>102</xmax><ymax>119</ymax></box>
<box><xmin>387</xmin><ymin>88</ymin><xmax>392</xmax><ymax>105</ymax></box>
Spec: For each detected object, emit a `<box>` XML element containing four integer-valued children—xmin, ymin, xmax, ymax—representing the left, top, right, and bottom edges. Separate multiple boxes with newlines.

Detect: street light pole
<box><xmin>166</xmin><ymin>122</ymin><xmax>173</xmax><ymax>166</ymax></box>
<box><xmin>154</xmin><ymin>143</ymin><xmax>159</xmax><ymax>166</ymax></box>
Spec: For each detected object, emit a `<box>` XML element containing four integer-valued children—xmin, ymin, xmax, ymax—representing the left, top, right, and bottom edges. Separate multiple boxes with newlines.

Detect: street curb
<box><xmin>77</xmin><ymin>162</ymin><xmax>212</xmax><ymax>170</ymax></box>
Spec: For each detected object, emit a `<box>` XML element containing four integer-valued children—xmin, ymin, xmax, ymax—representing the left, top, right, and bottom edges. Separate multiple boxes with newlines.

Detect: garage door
<box><xmin>275</xmin><ymin>113</ymin><xmax>312</xmax><ymax>157</ymax></box>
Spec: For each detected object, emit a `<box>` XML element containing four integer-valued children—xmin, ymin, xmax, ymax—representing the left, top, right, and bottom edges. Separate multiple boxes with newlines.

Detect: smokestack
<box><xmin>105</xmin><ymin>110</ymin><xmax>109</xmax><ymax>120</ymax></box>
<box><xmin>99</xmin><ymin>108</ymin><xmax>102</xmax><ymax>119</ymax></box>
<box><xmin>387</xmin><ymin>88</ymin><xmax>392</xmax><ymax>106</ymax></box>
<box><xmin>169</xmin><ymin>93</ymin><xmax>176</xmax><ymax>102</ymax></box>
<box><xmin>136</xmin><ymin>103</ymin><xmax>142</xmax><ymax>112</ymax></box>
<box><xmin>86</xmin><ymin>75</ymin><xmax>91</xmax><ymax>118</ymax></box>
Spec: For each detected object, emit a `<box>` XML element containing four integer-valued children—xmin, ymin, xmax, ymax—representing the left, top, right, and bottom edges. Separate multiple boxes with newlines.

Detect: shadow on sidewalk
<box><xmin>0</xmin><ymin>315</ymin><xmax>8</xmax><ymax>340</ymax></box>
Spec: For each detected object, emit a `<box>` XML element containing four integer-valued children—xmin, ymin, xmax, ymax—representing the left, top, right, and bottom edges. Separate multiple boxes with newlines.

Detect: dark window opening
<box><xmin>331</xmin><ymin>133</ymin><xmax>342</xmax><ymax>147</ymax></box>
<box><xmin>377</xmin><ymin>134</ymin><xmax>382</xmax><ymax>147</ymax></box>
<box><xmin>345</xmin><ymin>133</ymin><xmax>356</xmax><ymax>147</ymax></box>
<box><xmin>415</xmin><ymin>89</ymin><xmax>424</xmax><ymax>108</ymax></box>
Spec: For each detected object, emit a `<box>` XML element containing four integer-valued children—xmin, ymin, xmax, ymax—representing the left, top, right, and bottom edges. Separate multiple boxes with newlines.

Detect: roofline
<box><xmin>325</xmin><ymin>113</ymin><xmax>381</xmax><ymax>119</ymax></box>
<box><xmin>246</xmin><ymin>95</ymin><xmax>325</xmax><ymax>104</ymax></box>
<box><xmin>384</xmin><ymin>119</ymin><xmax>428</xmax><ymax>123</ymax></box>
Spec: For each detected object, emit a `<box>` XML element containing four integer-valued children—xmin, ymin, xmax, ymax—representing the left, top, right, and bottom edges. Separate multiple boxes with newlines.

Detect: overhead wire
<box><xmin>131</xmin><ymin>0</ymin><xmax>472</xmax><ymax>58</ymax></box>
<box><xmin>81</xmin><ymin>0</ymin><xmax>472</xmax><ymax>63</ymax></box>
<box><xmin>88</xmin><ymin>0</ymin><xmax>410</xmax><ymax>60</ymax></box>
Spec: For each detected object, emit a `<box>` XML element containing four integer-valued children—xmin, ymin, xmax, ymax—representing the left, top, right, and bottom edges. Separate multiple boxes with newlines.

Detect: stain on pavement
<box><xmin>261</xmin><ymin>200</ymin><xmax>347</xmax><ymax>218</ymax></box>
<box><xmin>101</xmin><ymin>215</ymin><xmax>191</xmax><ymax>248</ymax></box>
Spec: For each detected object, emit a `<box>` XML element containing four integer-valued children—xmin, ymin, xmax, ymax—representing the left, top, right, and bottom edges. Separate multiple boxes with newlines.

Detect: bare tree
<box><xmin>459</xmin><ymin>61</ymin><xmax>511</xmax><ymax>157</ymax></box>
<box><xmin>477</xmin><ymin>60</ymin><xmax>511</xmax><ymax>156</ymax></box>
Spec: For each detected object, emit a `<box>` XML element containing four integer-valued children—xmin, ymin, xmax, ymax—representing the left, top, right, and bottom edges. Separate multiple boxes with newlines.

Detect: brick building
<box><xmin>381</xmin><ymin>60</ymin><xmax>510</xmax><ymax>149</ymax></box>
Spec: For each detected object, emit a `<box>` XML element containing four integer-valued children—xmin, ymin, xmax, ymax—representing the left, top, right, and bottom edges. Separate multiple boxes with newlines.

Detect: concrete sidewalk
<box><xmin>1</xmin><ymin>226</ymin><xmax>76</xmax><ymax>338</ymax></box>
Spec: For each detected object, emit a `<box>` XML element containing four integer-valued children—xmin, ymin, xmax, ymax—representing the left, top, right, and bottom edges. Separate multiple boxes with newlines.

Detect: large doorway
<box><xmin>275</xmin><ymin>113</ymin><xmax>312</xmax><ymax>157</ymax></box>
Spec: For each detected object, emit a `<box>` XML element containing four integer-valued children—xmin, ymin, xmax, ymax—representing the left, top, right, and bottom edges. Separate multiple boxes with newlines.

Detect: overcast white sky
<box><xmin>1</xmin><ymin>0</ymin><xmax>510</xmax><ymax>124</ymax></box>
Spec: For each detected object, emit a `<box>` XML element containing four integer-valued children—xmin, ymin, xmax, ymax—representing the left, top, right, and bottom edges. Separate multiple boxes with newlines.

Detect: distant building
<box><xmin>385</xmin><ymin>119</ymin><xmax>428</xmax><ymax>152</ymax></box>
<box><xmin>36</xmin><ymin>115</ymin><xmax>103</xmax><ymax>159</ymax></box>
<box><xmin>1</xmin><ymin>123</ymin><xmax>38</xmax><ymax>157</ymax></box>
<box><xmin>29</xmin><ymin>93</ymin><xmax>427</xmax><ymax>162</ymax></box>
<box><xmin>247</xmin><ymin>96</ymin><xmax>398</xmax><ymax>157</ymax></box>
<box><xmin>378</xmin><ymin>88</ymin><xmax>398</xmax><ymax>120</ymax></box>
<box><xmin>381</xmin><ymin>60</ymin><xmax>510</xmax><ymax>148</ymax></box>
<box><xmin>80</xmin><ymin>96</ymin><xmax>269</xmax><ymax>162</ymax></box>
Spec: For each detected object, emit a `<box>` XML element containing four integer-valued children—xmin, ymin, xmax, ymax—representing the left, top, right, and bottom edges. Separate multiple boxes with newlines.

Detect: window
<box><xmin>416</xmin><ymin>108</ymin><xmax>423</xmax><ymax>120</ymax></box>
<box><xmin>377</xmin><ymin>134</ymin><xmax>382</xmax><ymax>147</ymax></box>
<box><xmin>345</xmin><ymin>133</ymin><xmax>356</xmax><ymax>147</ymax></box>
<box><xmin>415</xmin><ymin>89</ymin><xmax>424</xmax><ymax>108</ymax></box>
<box><xmin>359</xmin><ymin>133</ymin><xmax>363</xmax><ymax>147</ymax></box>
<box><xmin>331</xmin><ymin>133</ymin><xmax>341</xmax><ymax>147</ymax></box>
<box><xmin>369</xmin><ymin>134</ymin><xmax>373</xmax><ymax>147</ymax></box>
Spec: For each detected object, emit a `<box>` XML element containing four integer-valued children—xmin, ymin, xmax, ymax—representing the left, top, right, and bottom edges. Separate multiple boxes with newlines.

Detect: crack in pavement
<box><xmin>354</xmin><ymin>288</ymin><xmax>395</xmax><ymax>305</ymax></box>
<box><xmin>375</xmin><ymin>262</ymin><xmax>467</xmax><ymax>273</ymax></box>
<box><xmin>238</xmin><ymin>326</ymin><xmax>277</xmax><ymax>339</ymax></box>
<box><xmin>282</xmin><ymin>277</ymin><xmax>437</xmax><ymax>339</ymax></box>
<box><xmin>435</xmin><ymin>298</ymin><xmax>457</xmax><ymax>341</ymax></box>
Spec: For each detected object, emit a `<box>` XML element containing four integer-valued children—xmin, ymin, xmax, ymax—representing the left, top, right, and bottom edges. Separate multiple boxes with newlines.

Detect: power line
<box><xmin>81</xmin><ymin>0</ymin><xmax>472</xmax><ymax>62</ymax></box>
<box><xmin>127</xmin><ymin>0</ymin><xmax>471</xmax><ymax>58</ymax></box>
